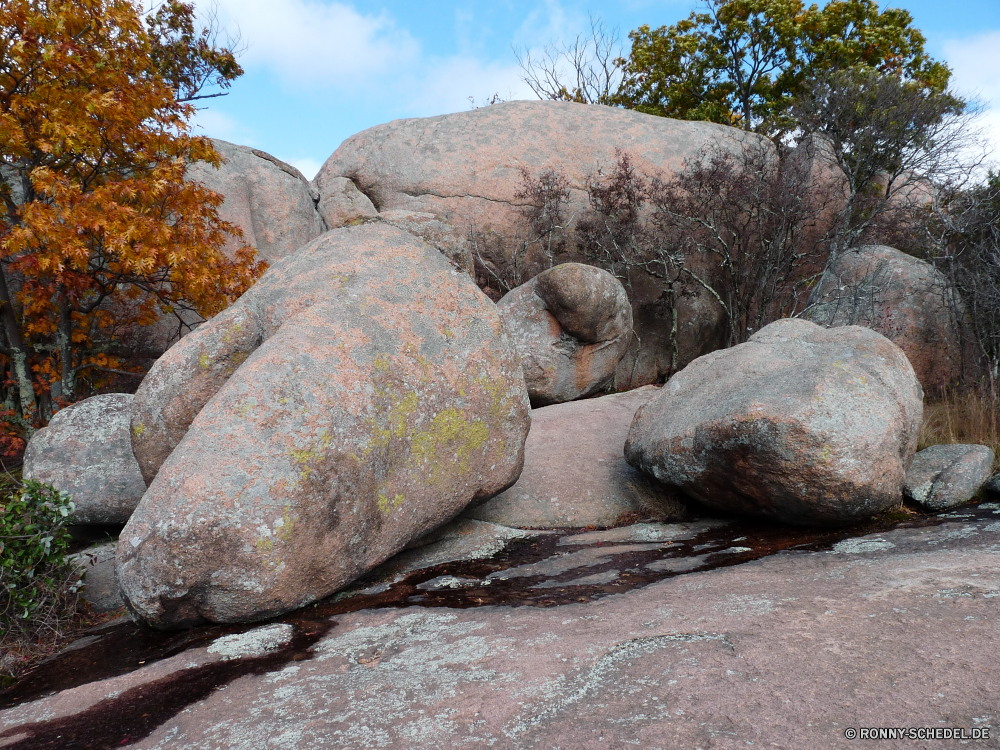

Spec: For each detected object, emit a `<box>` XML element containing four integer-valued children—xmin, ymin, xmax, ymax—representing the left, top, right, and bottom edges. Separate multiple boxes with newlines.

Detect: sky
<box><xmin>191</xmin><ymin>0</ymin><xmax>1000</xmax><ymax>180</ymax></box>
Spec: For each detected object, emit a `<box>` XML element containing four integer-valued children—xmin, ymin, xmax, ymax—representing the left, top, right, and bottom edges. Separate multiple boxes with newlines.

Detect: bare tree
<box><xmin>649</xmin><ymin>138</ymin><xmax>832</xmax><ymax>347</ymax></box>
<box><xmin>791</xmin><ymin>68</ymin><xmax>986</xmax><ymax>261</ymax></box>
<box><xmin>515</xmin><ymin>15</ymin><xmax>625</xmax><ymax>105</ymax></box>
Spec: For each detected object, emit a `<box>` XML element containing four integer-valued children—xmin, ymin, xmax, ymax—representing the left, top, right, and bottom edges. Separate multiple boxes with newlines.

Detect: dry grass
<box><xmin>919</xmin><ymin>378</ymin><xmax>1000</xmax><ymax>471</ymax></box>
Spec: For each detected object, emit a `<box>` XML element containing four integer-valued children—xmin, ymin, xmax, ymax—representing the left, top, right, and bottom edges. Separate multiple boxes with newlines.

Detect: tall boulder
<box><xmin>805</xmin><ymin>245</ymin><xmax>977</xmax><ymax>392</ymax></box>
<box><xmin>23</xmin><ymin>394</ymin><xmax>145</xmax><ymax>525</ymax></box>
<box><xmin>314</xmin><ymin>100</ymin><xmax>768</xmax><ymax>387</ymax></box>
<box><xmin>625</xmin><ymin>319</ymin><xmax>923</xmax><ymax>526</ymax></box>
<box><xmin>187</xmin><ymin>139</ymin><xmax>326</xmax><ymax>263</ymax></box>
<box><xmin>498</xmin><ymin>263</ymin><xmax>632</xmax><ymax>405</ymax></box>
<box><xmin>119</xmin><ymin>224</ymin><xmax>530</xmax><ymax>628</ymax></box>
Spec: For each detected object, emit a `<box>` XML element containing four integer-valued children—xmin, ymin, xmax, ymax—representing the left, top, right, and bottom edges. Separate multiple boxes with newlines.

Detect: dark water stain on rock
<box><xmin>4</xmin><ymin>500</ymin><xmax>998</xmax><ymax>747</ymax></box>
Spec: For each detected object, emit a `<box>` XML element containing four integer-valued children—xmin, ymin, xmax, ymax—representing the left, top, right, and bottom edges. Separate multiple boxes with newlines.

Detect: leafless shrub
<box><xmin>515</xmin><ymin>15</ymin><xmax>625</xmax><ymax>105</ymax></box>
<box><xmin>470</xmin><ymin>167</ymin><xmax>574</xmax><ymax>298</ymax></box>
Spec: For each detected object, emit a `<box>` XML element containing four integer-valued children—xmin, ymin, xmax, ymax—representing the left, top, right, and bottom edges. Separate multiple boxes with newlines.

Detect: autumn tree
<box><xmin>0</xmin><ymin>0</ymin><xmax>265</xmax><ymax>445</ymax></box>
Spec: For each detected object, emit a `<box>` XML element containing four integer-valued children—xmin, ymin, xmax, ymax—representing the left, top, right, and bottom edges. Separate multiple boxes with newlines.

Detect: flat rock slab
<box><xmin>5</xmin><ymin>508</ymin><xmax>1000</xmax><ymax>749</ymax></box>
<box><xmin>905</xmin><ymin>443</ymin><xmax>995</xmax><ymax>510</ymax></box>
<box><xmin>467</xmin><ymin>387</ymin><xmax>689</xmax><ymax>528</ymax></box>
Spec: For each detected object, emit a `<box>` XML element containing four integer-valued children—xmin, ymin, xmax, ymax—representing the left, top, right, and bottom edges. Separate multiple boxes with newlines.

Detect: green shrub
<box><xmin>0</xmin><ymin>479</ymin><xmax>82</xmax><ymax>639</ymax></box>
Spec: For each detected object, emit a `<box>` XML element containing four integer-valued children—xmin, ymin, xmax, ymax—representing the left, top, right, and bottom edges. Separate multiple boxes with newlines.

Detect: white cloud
<box><xmin>283</xmin><ymin>156</ymin><xmax>323</xmax><ymax>180</ymax></box>
<box><xmin>407</xmin><ymin>56</ymin><xmax>535</xmax><ymax>117</ymax></box>
<box><xmin>189</xmin><ymin>108</ymin><xmax>259</xmax><ymax>147</ymax></box>
<box><xmin>943</xmin><ymin>30</ymin><xmax>1000</xmax><ymax>166</ymax></box>
<box><xmin>211</xmin><ymin>0</ymin><xmax>420</xmax><ymax>90</ymax></box>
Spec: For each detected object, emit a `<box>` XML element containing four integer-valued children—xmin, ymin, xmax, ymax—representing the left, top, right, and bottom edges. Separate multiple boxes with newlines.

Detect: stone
<box><xmin>69</xmin><ymin>543</ymin><xmax>123</xmax><ymax>613</ymax></box>
<box><xmin>119</xmin><ymin>223</ymin><xmax>530</xmax><ymax>629</ymax></box>
<box><xmin>625</xmin><ymin>318</ymin><xmax>923</xmax><ymax>526</ymax></box>
<box><xmin>498</xmin><ymin>263</ymin><xmax>632</xmax><ymax>405</ymax></box>
<box><xmin>314</xmin><ymin>100</ymin><xmax>768</xmax><ymax>387</ymax></box>
<box><xmin>186</xmin><ymin>139</ymin><xmax>326</xmax><ymax>263</ymax></box>
<box><xmin>23</xmin><ymin>394</ymin><xmax>145</xmax><ymax>525</ymax></box>
<box><xmin>7</xmin><ymin>515</ymin><xmax>1000</xmax><ymax>748</ymax></box>
<box><xmin>467</xmin><ymin>387</ymin><xmax>689</xmax><ymax>528</ymax></box>
<box><xmin>904</xmin><ymin>443</ymin><xmax>995</xmax><ymax>510</ymax></box>
<box><xmin>805</xmin><ymin>244</ymin><xmax>978</xmax><ymax>392</ymax></box>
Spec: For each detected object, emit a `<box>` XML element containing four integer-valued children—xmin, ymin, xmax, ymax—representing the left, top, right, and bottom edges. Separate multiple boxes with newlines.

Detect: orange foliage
<box><xmin>0</xmin><ymin>0</ymin><xmax>265</xmax><ymax>438</ymax></box>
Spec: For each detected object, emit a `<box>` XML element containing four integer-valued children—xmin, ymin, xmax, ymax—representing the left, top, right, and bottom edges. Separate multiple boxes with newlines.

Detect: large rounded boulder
<box><xmin>188</xmin><ymin>139</ymin><xmax>326</xmax><ymax>263</ymax></box>
<box><xmin>119</xmin><ymin>223</ymin><xmax>530</xmax><ymax>628</ymax></box>
<box><xmin>23</xmin><ymin>394</ymin><xmax>145</xmax><ymax>525</ymax></box>
<box><xmin>625</xmin><ymin>318</ymin><xmax>923</xmax><ymax>526</ymax></box>
<box><xmin>314</xmin><ymin>100</ymin><xmax>766</xmax><ymax>387</ymax></box>
<box><xmin>805</xmin><ymin>245</ymin><xmax>978</xmax><ymax>392</ymax></box>
<box><xmin>498</xmin><ymin>263</ymin><xmax>632</xmax><ymax>405</ymax></box>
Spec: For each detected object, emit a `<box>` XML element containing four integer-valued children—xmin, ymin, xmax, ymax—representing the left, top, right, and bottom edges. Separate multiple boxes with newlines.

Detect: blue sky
<box><xmin>193</xmin><ymin>1</ymin><xmax>1000</xmax><ymax>179</ymax></box>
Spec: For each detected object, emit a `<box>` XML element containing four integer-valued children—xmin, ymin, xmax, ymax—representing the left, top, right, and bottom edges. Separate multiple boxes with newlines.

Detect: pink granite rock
<box><xmin>23</xmin><ymin>394</ymin><xmax>144</xmax><ymax>525</ymax></box>
<box><xmin>805</xmin><ymin>245</ymin><xmax>978</xmax><ymax>392</ymax></box>
<box><xmin>314</xmin><ymin>100</ymin><xmax>765</xmax><ymax>387</ymax></box>
<box><xmin>187</xmin><ymin>139</ymin><xmax>325</xmax><ymax>263</ymax></box>
<box><xmin>466</xmin><ymin>386</ymin><xmax>689</xmax><ymax>528</ymax></box>
<box><xmin>498</xmin><ymin>263</ymin><xmax>632</xmax><ymax>405</ymax></box>
<box><xmin>904</xmin><ymin>443</ymin><xmax>995</xmax><ymax>510</ymax></box>
<box><xmin>626</xmin><ymin>318</ymin><xmax>923</xmax><ymax>526</ymax></box>
<box><xmin>119</xmin><ymin>223</ymin><xmax>530</xmax><ymax>628</ymax></box>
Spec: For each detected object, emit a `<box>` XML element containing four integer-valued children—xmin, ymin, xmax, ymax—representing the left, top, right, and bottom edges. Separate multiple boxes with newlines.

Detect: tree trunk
<box><xmin>0</xmin><ymin>265</ymin><xmax>36</xmax><ymax>428</ymax></box>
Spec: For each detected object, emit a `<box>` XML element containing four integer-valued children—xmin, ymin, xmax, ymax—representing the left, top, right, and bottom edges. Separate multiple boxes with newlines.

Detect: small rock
<box><xmin>498</xmin><ymin>263</ymin><xmax>633</xmax><ymax>406</ymax></box>
<box><xmin>625</xmin><ymin>318</ymin><xmax>923</xmax><ymax>526</ymax></box>
<box><xmin>69</xmin><ymin>543</ymin><xmax>123</xmax><ymax>613</ymax></box>
<box><xmin>467</xmin><ymin>387</ymin><xmax>688</xmax><ymax>528</ymax></box>
<box><xmin>904</xmin><ymin>444</ymin><xmax>995</xmax><ymax>510</ymax></box>
<box><xmin>24</xmin><ymin>394</ymin><xmax>145</xmax><ymax>525</ymax></box>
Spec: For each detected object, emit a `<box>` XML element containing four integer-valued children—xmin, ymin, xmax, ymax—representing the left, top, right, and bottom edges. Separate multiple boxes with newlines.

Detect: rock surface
<box><xmin>69</xmin><ymin>543</ymin><xmax>124</xmax><ymax>613</ymax></box>
<box><xmin>5</xmin><ymin>511</ymin><xmax>1000</xmax><ymax>749</ymax></box>
<box><xmin>23</xmin><ymin>394</ymin><xmax>145</xmax><ymax>525</ymax></box>
<box><xmin>467</xmin><ymin>387</ymin><xmax>689</xmax><ymax>528</ymax></box>
<box><xmin>498</xmin><ymin>263</ymin><xmax>632</xmax><ymax>405</ymax></box>
<box><xmin>120</xmin><ymin>223</ymin><xmax>530</xmax><ymax>628</ymax></box>
<box><xmin>626</xmin><ymin>318</ymin><xmax>923</xmax><ymax>526</ymax></box>
<box><xmin>314</xmin><ymin>100</ymin><xmax>766</xmax><ymax>387</ymax></box>
<box><xmin>805</xmin><ymin>244</ymin><xmax>977</xmax><ymax>392</ymax></box>
<box><xmin>904</xmin><ymin>443</ymin><xmax>995</xmax><ymax>510</ymax></box>
<box><xmin>187</xmin><ymin>139</ymin><xmax>325</xmax><ymax>263</ymax></box>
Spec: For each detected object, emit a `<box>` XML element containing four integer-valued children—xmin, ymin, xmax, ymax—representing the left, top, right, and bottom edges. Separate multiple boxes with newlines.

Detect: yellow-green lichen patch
<box><xmin>199</xmin><ymin>353</ymin><xmax>211</xmax><ymax>370</ymax></box>
<box><xmin>132</xmin><ymin>422</ymin><xmax>147</xmax><ymax>438</ymax></box>
<box><xmin>222</xmin><ymin>321</ymin><xmax>244</xmax><ymax>343</ymax></box>
<box><xmin>376</xmin><ymin>489</ymin><xmax>405</xmax><ymax>516</ymax></box>
<box><xmin>409</xmin><ymin>408</ymin><xmax>489</xmax><ymax>485</ymax></box>
<box><xmin>289</xmin><ymin>430</ymin><xmax>333</xmax><ymax>482</ymax></box>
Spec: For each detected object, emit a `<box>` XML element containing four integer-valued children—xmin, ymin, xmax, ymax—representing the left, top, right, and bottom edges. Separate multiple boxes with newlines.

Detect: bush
<box><xmin>0</xmin><ymin>478</ymin><xmax>82</xmax><ymax>641</ymax></box>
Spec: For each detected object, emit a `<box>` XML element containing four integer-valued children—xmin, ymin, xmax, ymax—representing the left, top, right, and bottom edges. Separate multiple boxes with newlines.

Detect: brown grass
<box><xmin>919</xmin><ymin>378</ymin><xmax>1000</xmax><ymax>471</ymax></box>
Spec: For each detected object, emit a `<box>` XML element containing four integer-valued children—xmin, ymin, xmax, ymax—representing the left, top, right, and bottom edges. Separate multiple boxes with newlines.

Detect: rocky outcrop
<box><xmin>805</xmin><ymin>245</ymin><xmax>977</xmax><ymax>392</ymax></box>
<box><xmin>119</xmin><ymin>223</ymin><xmax>530</xmax><ymax>628</ymax></box>
<box><xmin>498</xmin><ymin>263</ymin><xmax>632</xmax><ymax>405</ymax></box>
<box><xmin>625</xmin><ymin>318</ymin><xmax>923</xmax><ymax>526</ymax></box>
<box><xmin>187</xmin><ymin>139</ymin><xmax>325</xmax><ymax>263</ymax></box>
<box><xmin>904</xmin><ymin>443</ymin><xmax>994</xmax><ymax>510</ymax></box>
<box><xmin>314</xmin><ymin>100</ymin><xmax>767</xmax><ymax>387</ymax></box>
<box><xmin>467</xmin><ymin>386</ymin><xmax>689</xmax><ymax>528</ymax></box>
<box><xmin>23</xmin><ymin>394</ymin><xmax>145</xmax><ymax>525</ymax></box>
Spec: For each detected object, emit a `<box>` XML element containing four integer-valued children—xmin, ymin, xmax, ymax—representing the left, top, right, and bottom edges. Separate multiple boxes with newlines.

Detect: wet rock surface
<box><xmin>626</xmin><ymin>318</ymin><xmax>924</xmax><ymax>526</ymax></box>
<box><xmin>467</xmin><ymin>387</ymin><xmax>689</xmax><ymax>528</ymax></box>
<box><xmin>905</xmin><ymin>443</ymin><xmax>995</xmax><ymax>510</ymax></box>
<box><xmin>4</xmin><ymin>504</ymin><xmax>1000</xmax><ymax>749</ymax></box>
<box><xmin>498</xmin><ymin>263</ymin><xmax>632</xmax><ymax>406</ymax></box>
<box><xmin>23</xmin><ymin>394</ymin><xmax>145</xmax><ymax>525</ymax></box>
